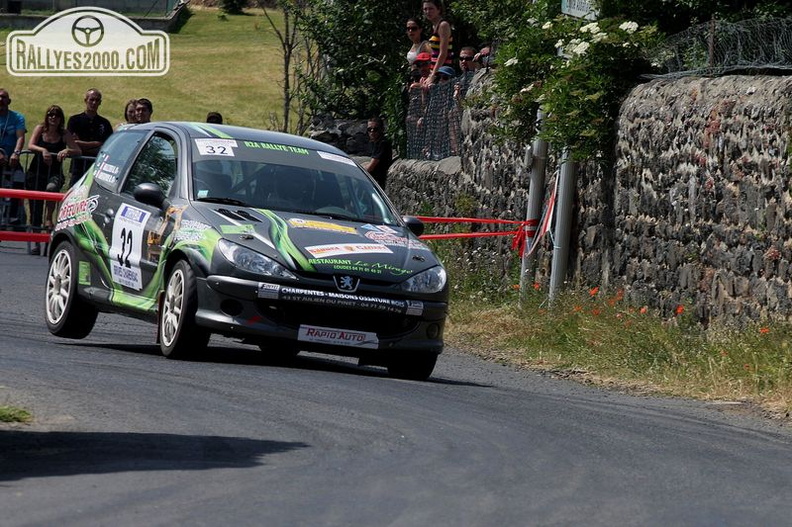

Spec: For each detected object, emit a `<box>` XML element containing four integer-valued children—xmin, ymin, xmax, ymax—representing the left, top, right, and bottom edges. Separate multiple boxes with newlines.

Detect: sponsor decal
<box><xmin>194</xmin><ymin>138</ymin><xmax>237</xmax><ymax>157</ymax></box>
<box><xmin>305</xmin><ymin>243</ymin><xmax>393</xmax><ymax>258</ymax></box>
<box><xmin>364</xmin><ymin>231</ymin><xmax>409</xmax><ymax>246</ymax></box>
<box><xmin>7</xmin><ymin>7</ymin><xmax>169</xmax><ymax>76</ymax></box>
<box><xmin>243</xmin><ymin>141</ymin><xmax>309</xmax><ymax>155</ymax></box>
<box><xmin>94</xmin><ymin>157</ymin><xmax>120</xmax><ymax>184</ymax></box>
<box><xmin>316</xmin><ymin>150</ymin><xmax>356</xmax><ymax>166</ymax></box>
<box><xmin>257</xmin><ymin>282</ymin><xmax>280</xmax><ymax>300</ymax></box>
<box><xmin>78</xmin><ymin>261</ymin><xmax>91</xmax><ymax>285</ymax></box>
<box><xmin>287</xmin><ymin>217</ymin><xmax>357</xmax><ymax>234</ymax></box>
<box><xmin>298</xmin><ymin>324</ymin><xmax>378</xmax><ymax>349</ymax></box>
<box><xmin>220</xmin><ymin>224</ymin><xmax>256</xmax><ymax>234</ymax></box>
<box><xmin>307</xmin><ymin>258</ymin><xmax>412</xmax><ymax>276</ymax></box>
<box><xmin>54</xmin><ymin>188</ymin><xmax>99</xmax><ymax>230</ymax></box>
<box><xmin>174</xmin><ymin>219</ymin><xmax>211</xmax><ymax>242</ymax></box>
<box><xmin>277</xmin><ymin>285</ymin><xmax>424</xmax><ymax>315</ymax></box>
<box><xmin>361</xmin><ymin>223</ymin><xmax>397</xmax><ymax>234</ymax></box>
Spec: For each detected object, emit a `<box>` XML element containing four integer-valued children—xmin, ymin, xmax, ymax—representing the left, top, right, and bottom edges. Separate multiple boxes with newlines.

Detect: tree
<box><xmin>294</xmin><ymin>0</ymin><xmax>419</xmax><ymax>119</ymax></box>
<box><xmin>258</xmin><ymin>0</ymin><xmax>314</xmax><ymax>134</ymax></box>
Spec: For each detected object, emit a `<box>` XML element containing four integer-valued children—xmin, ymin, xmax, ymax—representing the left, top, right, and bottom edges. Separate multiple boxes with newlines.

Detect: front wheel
<box><xmin>45</xmin><ymin>241</ymin><xmax>98</xmax><ymax>339</ymax></box>
<box><xmin>387</xmin><ymin>353</ymin><xmax>438</xmax><ymax>381</ymax></box>
<box><xmin>159</xmin><ymin>260</ymin><xmax>210</xmax><ymax>359</ymax></box>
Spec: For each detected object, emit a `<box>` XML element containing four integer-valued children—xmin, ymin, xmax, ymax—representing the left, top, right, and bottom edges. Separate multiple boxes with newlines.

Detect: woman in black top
<box><xmin>25</xmin><ymin>105</ymin><xmax>81</xmax><ymax>253</ymax></box>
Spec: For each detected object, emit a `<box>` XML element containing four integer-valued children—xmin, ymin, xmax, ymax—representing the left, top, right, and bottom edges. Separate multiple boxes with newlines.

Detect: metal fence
<box><xmin>648</xmin><ymin>17</ymin><xmax>792</xmax><ymax>78</ymax></box>
<box><xmin>405</xmin><ymin>71</ymin><xmax>477</xmax><ymax>160</ymax></box>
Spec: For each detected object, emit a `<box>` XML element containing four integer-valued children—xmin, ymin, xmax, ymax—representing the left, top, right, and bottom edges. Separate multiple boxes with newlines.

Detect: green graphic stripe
<box><xmin>190</xmin><ymin>123</ymin><xmax>233</xmax><ymax>138</ymax></box>
<box><xmin>258</xmin><ymin>209</ymin><xmax>315</xmax><ymax>272</ymax></box>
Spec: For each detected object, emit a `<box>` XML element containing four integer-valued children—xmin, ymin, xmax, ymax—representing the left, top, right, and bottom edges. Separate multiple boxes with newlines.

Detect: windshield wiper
<box><xmin>196</xmin><ymin>197</ymin><xmax>250</xmax><ymax>207</ymax></box>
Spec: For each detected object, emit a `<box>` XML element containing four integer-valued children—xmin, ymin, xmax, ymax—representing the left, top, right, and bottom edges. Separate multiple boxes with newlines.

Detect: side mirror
<box><xmin>402</xmin><ymin>216</ymin><xmax>424</xmax><ymax>237</ymax></box>
<box><xmin>134</xmin><ymin>182</ymin><xmax>167</xmax><ymax>209</ymax></box>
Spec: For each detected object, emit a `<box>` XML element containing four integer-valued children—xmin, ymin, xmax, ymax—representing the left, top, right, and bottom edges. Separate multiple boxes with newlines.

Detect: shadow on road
<box><xmin>0</xmin><ymin>430</ymin><xmax>308</xmax><ymax>481</ymax></box>
<box><xmin>69</xmin><ymin>342</ymin><xmax>489</xmax><ymax>387</ymax></box>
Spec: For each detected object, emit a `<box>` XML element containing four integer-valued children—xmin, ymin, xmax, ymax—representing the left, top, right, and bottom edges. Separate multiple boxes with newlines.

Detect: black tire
<box><xmin>387</xmin><ymin>352</ymin><xmax>438</xmax><ymax>381</ymax></box>
<box><xmin>45</xmin><ymin>241</ymin><xmax>98</xmax><ymax>339</ymax></box>
<box><xmin>159</xmin><ymin>260</ymin><xmax>210</xmax><ymax>359</ymax></box>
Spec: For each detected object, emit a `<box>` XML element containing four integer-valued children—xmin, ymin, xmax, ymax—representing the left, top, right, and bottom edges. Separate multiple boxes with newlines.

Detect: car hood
<box><xmin>192</xmin><ymin>204</ymin><xmax>441</xmax><ymax>283</ymax></box>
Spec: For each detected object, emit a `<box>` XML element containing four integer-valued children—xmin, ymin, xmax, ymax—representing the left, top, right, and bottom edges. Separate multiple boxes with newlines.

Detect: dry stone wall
<box><xmin>613</xmin><ymin>76</ymin><xmax>792</xmax><ymax>322</ymax></box>
<box><xmin>385</xmin><ymin>73</ymin><xmax>792</xmax><ymax>324</ymax></box>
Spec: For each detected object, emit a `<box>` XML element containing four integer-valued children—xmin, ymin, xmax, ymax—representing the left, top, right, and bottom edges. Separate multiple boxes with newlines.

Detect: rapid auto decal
<box><xmin>298</xmin><ymin>325</ymin><xmax>378</xmax><ymax>349</ymax></box>
<box><xmin>110</xmin><ymin>203</ymin><xmax>151</xmax><ymax>290</ymax></box>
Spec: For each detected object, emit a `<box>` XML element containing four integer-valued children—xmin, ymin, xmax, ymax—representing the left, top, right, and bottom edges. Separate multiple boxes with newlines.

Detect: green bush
<box><xmin>219</xmin><ymin>0</ymin><xmax>247</xmax><ymax>15</ymax></box>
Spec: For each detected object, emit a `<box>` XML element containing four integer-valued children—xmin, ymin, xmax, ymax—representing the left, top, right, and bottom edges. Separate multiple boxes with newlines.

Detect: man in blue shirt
<box><xmin>0</xmin><ymin>88</ymin><xmax>27</xmax><ymax>227</ymax></box>
<box><xmin>0</xmin><ymin>88</ymin><xmax>26</xmax><ymax>169</ymax></box>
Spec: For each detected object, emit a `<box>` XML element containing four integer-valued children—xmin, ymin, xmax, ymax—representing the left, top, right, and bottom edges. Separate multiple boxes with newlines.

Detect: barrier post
<box><xmin>519</xmin><ymin>108</ymin><xmax>548</xmax><ymax>299</ymax></box>
<box><xmin>549</xmin><ymin>148</ymin><xmax>577</xmax><ymax>302</ymax></box>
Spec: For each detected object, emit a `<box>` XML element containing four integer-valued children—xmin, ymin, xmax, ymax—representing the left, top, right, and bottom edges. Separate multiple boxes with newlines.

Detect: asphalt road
<box><xmin>2</xmin><ymin>241</ymin><xmax>792</xmax><ymax>526</ymax></box>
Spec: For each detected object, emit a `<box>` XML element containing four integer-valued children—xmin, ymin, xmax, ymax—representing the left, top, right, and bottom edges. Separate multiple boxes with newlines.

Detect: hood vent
<box><xmin>234</xmin><ymin>209</ymin><xmax>262</xmax><ymax>222</ymax></box>
<box><xmin>216</xmin><ymin>208</ymin><xmax>245</xmax><ymax>221</ymax></box>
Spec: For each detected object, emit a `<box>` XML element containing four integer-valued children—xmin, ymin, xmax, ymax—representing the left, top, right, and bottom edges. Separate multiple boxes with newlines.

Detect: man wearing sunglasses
<box><xmin>364</xmin><ymin>116</ymin><xmax>393</xmax><ymax>190</ymax></box>
<box><xmin>459</xmin><ymin>46</ymin><xmax>481</xmax><ymax>73</ymax></box>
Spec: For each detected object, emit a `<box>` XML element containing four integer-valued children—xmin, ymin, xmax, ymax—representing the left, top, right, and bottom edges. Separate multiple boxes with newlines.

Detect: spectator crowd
<box><xmin>400</xmin><ymin>0</ymin><xmax>493</xmax><ymax>162</ymax></box>
<box><xmin>0</xmin><ymin>86</ymin><xmax>224</xmax><ymax>254</ymax></box>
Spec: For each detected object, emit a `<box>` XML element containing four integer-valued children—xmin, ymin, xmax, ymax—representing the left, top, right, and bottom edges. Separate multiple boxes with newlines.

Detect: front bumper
<box><xmin>195</xmin><ymin>275</ymin><xmax>447</xmax><ymax>355</ymax></box>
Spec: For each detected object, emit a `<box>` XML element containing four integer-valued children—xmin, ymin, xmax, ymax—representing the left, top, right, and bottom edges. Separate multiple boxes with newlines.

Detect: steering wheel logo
<box><xmin>71</xmin><ymin>15</ymin><xmax>105</xmax><ymax>47</ymax></box>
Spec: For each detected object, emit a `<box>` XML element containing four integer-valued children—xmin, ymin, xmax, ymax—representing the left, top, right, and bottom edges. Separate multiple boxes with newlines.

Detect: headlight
<box><xmin>217</xmin><ymin>239</ymin><xmax>297</xmax><ymax>280</ymax></box>
<box><xmin>399</xmin><ymin>266</ymin><xmax>447</xmax><ymax>294</ymax></box>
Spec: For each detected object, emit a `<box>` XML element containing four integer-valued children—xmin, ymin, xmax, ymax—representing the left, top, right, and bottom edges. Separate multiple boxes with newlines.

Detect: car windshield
<box><xmin>191</xmin><ymin>143</ymin><xmax>397</xmax><ymax>225</ymax></box>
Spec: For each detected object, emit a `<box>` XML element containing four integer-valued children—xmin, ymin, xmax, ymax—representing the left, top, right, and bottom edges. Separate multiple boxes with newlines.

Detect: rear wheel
<box><xmin>159</xmin><ymin>260</ymin><xmax>210</xmax><ymax>359</ymax></box>
<box><xmin>45</xmin><ymin>241</ymin><xmax>98</xmax><ymax>338</ymax></box>
<box><xmin>387</xmin><ymin>353</ymin><xmax>438</xmax><ymax>381</ymax></box>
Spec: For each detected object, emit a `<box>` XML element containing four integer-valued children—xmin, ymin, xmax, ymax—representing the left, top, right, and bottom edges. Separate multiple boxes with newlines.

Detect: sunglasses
<box><xmin>47</xmin><ymin>112</ymin><xmax>61</xmax><ymax>118</ymax></box>
<box><xmin>367</xmin><ymin>127</ymin><xmax>380</xmax><ymax>132</ymax></box>
<box><xmin>406</xmin><ymin>26</ymin><xmax>419</xmax><ymax>31</ymax></box>
<box><xmin>460</xmin><ymin>57</ymin><xmax>475</xmax><ymax>61</ymax></box>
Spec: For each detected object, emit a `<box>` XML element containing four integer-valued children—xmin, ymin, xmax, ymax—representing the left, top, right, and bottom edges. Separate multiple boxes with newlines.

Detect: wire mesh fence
<box><xmin>648</xmin><ymin>17</ymin><xmax>792</xmax><ymax>78</ymax></box>
<box><xmin>405</xmin><ymin>71</ymin><xmax>476</xmax><ymax>160</ymax></box>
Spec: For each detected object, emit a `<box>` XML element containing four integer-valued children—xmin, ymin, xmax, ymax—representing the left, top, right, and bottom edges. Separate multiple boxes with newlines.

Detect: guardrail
<box><xmin>0</xmin><ymin>188</ymin><xmax>64</xmax><ymax>250</ymax></box>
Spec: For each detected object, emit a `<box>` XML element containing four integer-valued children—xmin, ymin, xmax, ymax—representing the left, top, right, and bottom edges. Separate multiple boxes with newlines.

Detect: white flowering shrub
<box><xmin>493</xmin><ymin>14</ymin><xmax>660</xmax><ymax>160</ymax></box>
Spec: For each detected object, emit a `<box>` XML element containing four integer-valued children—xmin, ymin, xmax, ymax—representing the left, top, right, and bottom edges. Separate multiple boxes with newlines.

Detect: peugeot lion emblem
<box><xmin>334</xmin><ymin>275</ymin><xmax>359</xmax><ymax>292</ymax></box>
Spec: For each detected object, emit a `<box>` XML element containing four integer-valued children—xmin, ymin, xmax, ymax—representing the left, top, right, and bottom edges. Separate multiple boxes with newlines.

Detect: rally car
<box><xmin>45</xmin><ymin>122</ymin><xmax>447</xmax><ymax>380</ymax></box>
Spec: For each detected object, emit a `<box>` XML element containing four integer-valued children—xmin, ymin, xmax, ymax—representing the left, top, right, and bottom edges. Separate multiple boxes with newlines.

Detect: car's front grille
<box><xmin>256</xmin><ymin>300</ymin><xmax>420</xmax><ymax>337</ymax></box>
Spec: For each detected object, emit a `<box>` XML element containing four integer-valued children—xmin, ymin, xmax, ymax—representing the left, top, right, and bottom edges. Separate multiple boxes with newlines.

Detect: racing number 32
<box><xmin>109</xmin><ymin>204</ymin><xmax>152</xmax><ymax>291</ymax></box>
<box><xmin>117</xmin><ymin>228</ymin><xmax>133</xmax><ymax>267</ymax></box>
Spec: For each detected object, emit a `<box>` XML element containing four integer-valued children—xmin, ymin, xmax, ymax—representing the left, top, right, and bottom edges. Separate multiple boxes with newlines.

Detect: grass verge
<box><xmin>0</xmin><ymin>405</ymin><xmax>33</xmax><ymax>423</ymax></box>
<box><xmin>430</xmin><ymin>237</ymin><xmax>792</xmax><ymax>422</ymax></box>
<box><xmin>446</xmin><ymin>286</ymin><xmax>792</xmax><ymax>421</ymax></box>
